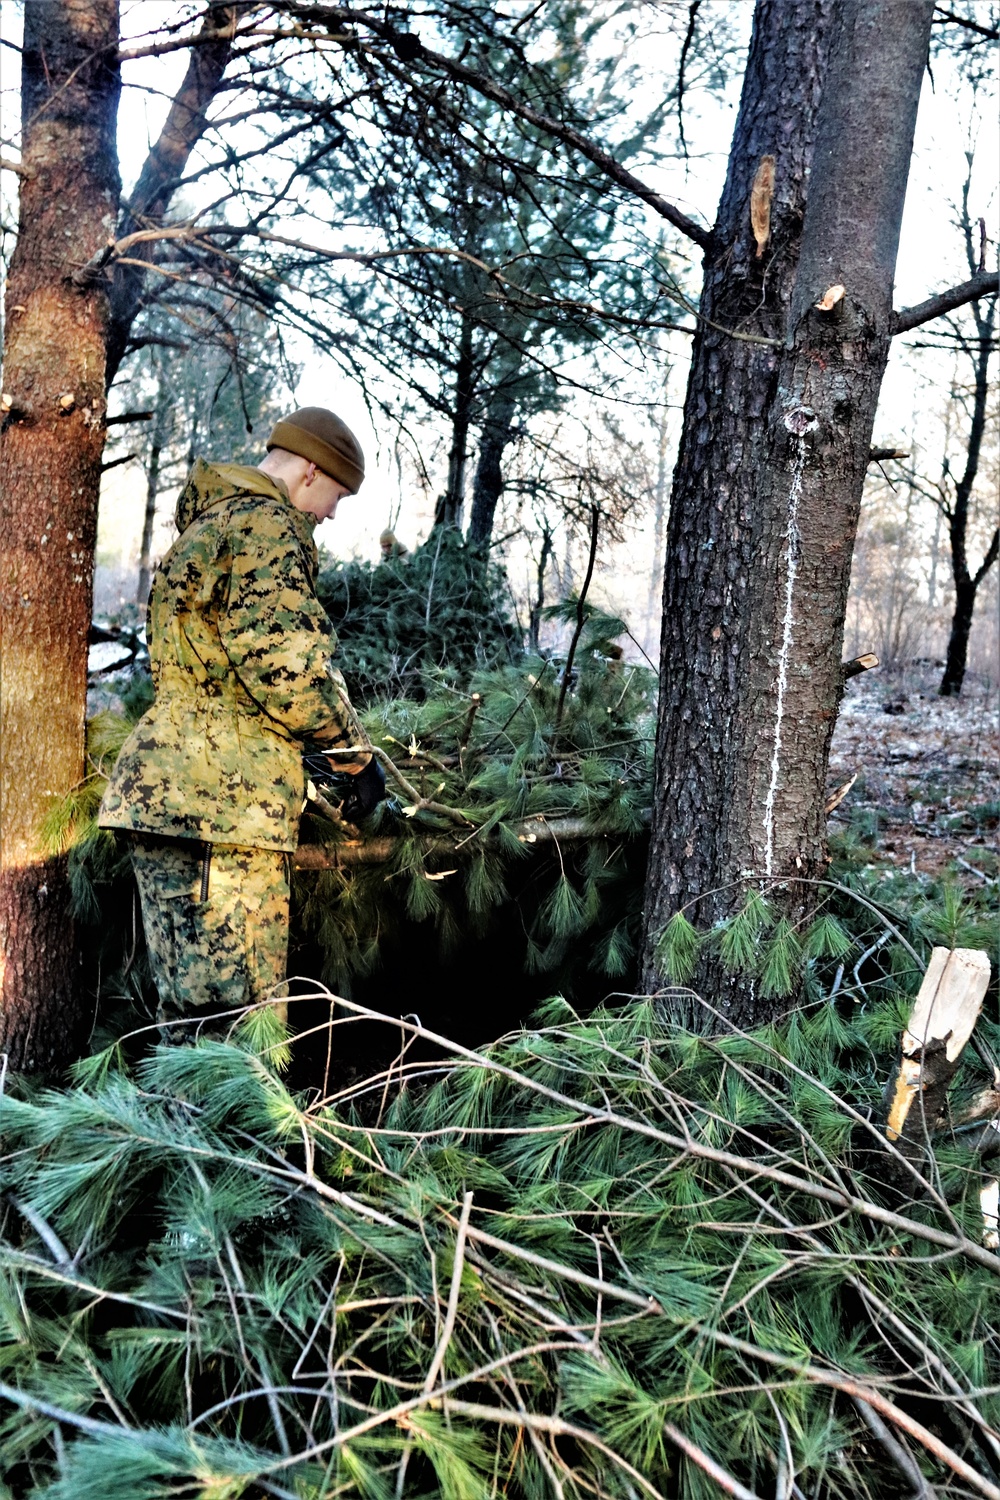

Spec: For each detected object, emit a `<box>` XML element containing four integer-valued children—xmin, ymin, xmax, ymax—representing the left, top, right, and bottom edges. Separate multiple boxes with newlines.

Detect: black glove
<box><xmin>303</xmin><ymin>751</ymin><xmax>345</xmax><ymax>792</ymax></box>
<box><xmin>338</xmin><ymin>756</ymin><xmax>387</xmax><ymax>826</ymax></box>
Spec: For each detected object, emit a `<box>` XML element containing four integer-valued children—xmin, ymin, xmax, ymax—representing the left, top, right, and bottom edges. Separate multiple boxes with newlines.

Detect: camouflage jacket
<box><xmin>99</xmin><ymin>460</ymin><xmax>371</xmax><ymax>852</ymax></box>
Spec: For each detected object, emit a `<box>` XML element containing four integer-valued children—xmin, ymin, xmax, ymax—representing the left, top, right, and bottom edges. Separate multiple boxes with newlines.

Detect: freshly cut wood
<box><xmin>842</xmin><ymin>653</ymin><xmax>879</xmax><ymax>679</ymax></box>
<box><xmin>982</xmin><ymin>1179</ymin><xmax>999</xmax><ymax>1251</ymax></box>
<box><xmin>824</xmin><ymin>773</ymin><xmax>857</xmax><ymax>814</ymax></box>
<box><xmin>884</xmin><ymin>946</ymin><xmax>992</xmax><ymax>1148</ymax></box>
<box><xmin>953</xmin><ymin>1080</ymin><xmax>1000</xmax><ymax>1128</ymax></box>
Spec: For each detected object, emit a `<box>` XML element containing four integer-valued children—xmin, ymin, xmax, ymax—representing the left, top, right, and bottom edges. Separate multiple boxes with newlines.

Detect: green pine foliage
<box><xmin>56</xmin><ymin>624</ymin><xmax>1000</xmax><ymax>1030</ymax></box>
<box><xmin>2</xmin><ymin>996</ymin><xmax>997</xmax><ymax>1498</ymax></box>
<box><xmin>316</xmin><ymin>531</ymin><xmax>520</xmax><ymax>703</ymax></box>
<box><xmin>295</xmin><ymin>648</ymin><xmax>654</xmax><ymax>994</ymax></box>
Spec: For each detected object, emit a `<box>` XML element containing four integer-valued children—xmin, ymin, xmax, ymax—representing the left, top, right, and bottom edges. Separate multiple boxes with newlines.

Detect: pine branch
<box><xmin>892</xmin><ymin>270</ymin><xmax>1000</xmax><ymax>334</ymax></box>
<box><xmin>285</xmin><ymin>3</ymin><xmax>714</xmax><ymax>250</ymax></box>
<box><xmin>294</xmin><ymin>813</ymin><xmax>652</xmax><ymax>868</ymax></box>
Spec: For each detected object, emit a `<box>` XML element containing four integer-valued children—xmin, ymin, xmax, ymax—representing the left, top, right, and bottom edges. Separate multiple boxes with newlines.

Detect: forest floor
<box><xmin>828</xmin><ymin>659</ymin><xmax>999</xmax><ymax>886</ymax></box>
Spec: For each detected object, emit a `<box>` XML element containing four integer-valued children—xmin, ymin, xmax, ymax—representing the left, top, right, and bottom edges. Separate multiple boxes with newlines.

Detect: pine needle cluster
<box><xmin>316</xmin><ymin>532</ymin><xmax>518</xmax><ymax>703</ymax></box>
<box><xmin>298</xmin><ymin>645</ymin><xmax>654</xmax><ymax>992</ymax></box>
<box><xmin>657</xmin><ymin>872</ymin><xmax>998</xmax><ymax>1019</ymax></box>
<box><xmin>2</xmin><ymin>994</ymin><xmax>997</xmax><ymax>1499</ymax></box>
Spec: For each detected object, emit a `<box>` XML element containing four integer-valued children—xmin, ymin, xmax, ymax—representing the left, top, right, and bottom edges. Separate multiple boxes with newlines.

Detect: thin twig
<box><xmin>851</xmin><ymin>1395</ymin><xmax>938</xmax><ymax>1499</ymax></box>
<box><xmin>554</xmin><ymin>505</ymin><xmax>600</xmax><ymax>732</ymax></box>
<box><xmin>5</xmin><ymin>1194</ymin><xmax>72</xmax><ymax>1266</ymax></box>
<box><xmin>423</xmin><ymin>1191</ymin><xmax>474</xmax><ymax>1393</ymax></box>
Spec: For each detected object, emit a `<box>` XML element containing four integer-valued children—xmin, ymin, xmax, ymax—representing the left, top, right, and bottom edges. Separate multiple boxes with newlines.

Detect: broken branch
<box><xmin>842</xmin><ymin>653</ymin><xmax>879</xmax><ymax>679</ymax></box>
<box><xmin>892</xmin><ymin>270</ymin><xmax>1000</xmax><ymax>335</ymax></box>
<box><xmin>294</xmin><ymin>813</ymin><xmax>651</xmax><ymax>868</ymax></box>
<box><xmin>882</xmin><ymin>947</ymin><xmax>992</xmax><ymax>1155</ymax></box>
<box><xmin>104</xmin><ymin>410</ymin><xmax>154</xmax><ymax>426</ymax></box>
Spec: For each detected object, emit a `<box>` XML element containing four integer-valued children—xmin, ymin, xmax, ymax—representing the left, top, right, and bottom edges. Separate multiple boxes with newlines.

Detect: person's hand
<box><xmin>338</xmin><ymin>756</ymin><xmax>386</xmax><ymax>826</ymax></box>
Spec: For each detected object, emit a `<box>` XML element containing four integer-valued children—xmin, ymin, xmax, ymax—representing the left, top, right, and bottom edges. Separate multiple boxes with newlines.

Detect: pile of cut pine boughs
<box><xmin>296</xmin><ymin>634</ymin><xmax>654</xmax><ymax>992</ymax></box>
<box><xmin>2</xmin><ymin>989</ymin><xmax>998</xmax><ymax>1499</ymax></box>
<box><xmin>50</xmin><ymin>626</ymin><xmax>1000</xmax><ymax>1023</ymax></box>
<box><xmin>51</xmin><ymin>628</ymin><xmax>658</xmax><ymax>1010</ymax></box>
<box><xmin>316</xmin><ymin>531</ymin><xmax>520</xmax><ymax>703</ymax></box>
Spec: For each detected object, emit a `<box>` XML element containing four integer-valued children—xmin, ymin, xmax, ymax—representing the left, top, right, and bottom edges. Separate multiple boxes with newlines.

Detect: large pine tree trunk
<box><xmin>640</xmin><ymin>0</ymin><xmax>934</xmax><ymax>1025</ymax></box>
<box><xmin>0</xmin><ymin>0</ymin><xmax>121</xmax><ymax>1069</ymax></box>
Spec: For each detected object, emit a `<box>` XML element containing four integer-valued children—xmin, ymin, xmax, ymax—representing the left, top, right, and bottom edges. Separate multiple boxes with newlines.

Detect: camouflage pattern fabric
<box><xmin>99</xmin><ymin>459</ymin><xmax>371</xmax><ymax>852</ymax></box>
<box><xmin>130</xmin><ymin>835</ymin><xmax>289</xmax><ymax>1037</ymax></box>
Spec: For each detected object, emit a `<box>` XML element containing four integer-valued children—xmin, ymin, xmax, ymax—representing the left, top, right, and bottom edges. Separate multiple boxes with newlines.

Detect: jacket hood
<box><xmin>175</xmin><ymin>459</ymin><xmax>293</xmax><ymax>533</ymax></box>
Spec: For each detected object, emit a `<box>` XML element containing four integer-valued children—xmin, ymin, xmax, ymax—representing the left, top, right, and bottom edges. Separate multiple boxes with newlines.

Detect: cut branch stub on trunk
<box><xmin>842</xmin><ymin>652</ymin><xmax>879</xmax><ymax>680</ymax></box>
<box><xmin>882</xmin><ymin>946</ymin><xmax>992</xmax><ymax>1153</ymax></box>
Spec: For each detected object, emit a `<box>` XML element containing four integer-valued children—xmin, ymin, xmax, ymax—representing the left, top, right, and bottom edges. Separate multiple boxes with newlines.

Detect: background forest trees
<box><xmin>0</xmin><ymin>0</ymin><xmax>997</xmax><ymax>1067</ymax></box>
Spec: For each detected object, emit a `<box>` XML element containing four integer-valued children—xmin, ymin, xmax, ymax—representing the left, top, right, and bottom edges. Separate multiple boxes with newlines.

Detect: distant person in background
<box><xmin>379</xmin><ymin>528</ymin><xmax>409</xmax><ymax>562</ymax></box>
<box><xmin>99</xmin><ymin>406</ymin><xmax>385</xmax><ymax>1037</ymax></box>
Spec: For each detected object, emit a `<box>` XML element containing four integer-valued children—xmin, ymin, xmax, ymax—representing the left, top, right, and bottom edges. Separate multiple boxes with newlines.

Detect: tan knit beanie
<box><xmin>266</xmin><ymin>407</ymin><xmax>365</xmax><ymax>494</ymax></box>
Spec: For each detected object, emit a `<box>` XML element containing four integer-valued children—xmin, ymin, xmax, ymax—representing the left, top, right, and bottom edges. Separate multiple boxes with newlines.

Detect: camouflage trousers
<box><xmin>130</xmin><ymin>835</ymin><xmax>289</xmax><ymax>1038</ymax></box>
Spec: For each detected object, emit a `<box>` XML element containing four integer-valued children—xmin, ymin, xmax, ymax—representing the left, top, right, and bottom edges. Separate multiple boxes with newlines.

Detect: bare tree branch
<box><xmin>105</xmin><ymin>3</ymin><xmax>245</xmax><ymax>384</ymax></box>
<box><xmin>932</xmin><ymin>6</ymin><xmax>1000</xmax><ymax>40</ymax></box>
<box><xmin>675</xmin><ymin>1</ymin><xmax>702</xmax><ymax>163</ymax></box>
<box><xmin>892</xmin><ymin>270</ymin><xmax>999</xmax><ymax>334</ymax></box>
<box><xmin>973</xmin><ymin>526</ymin><xmax>999</xmax><ymax>588</ymax></box>
<box><xmin>285</xmin><ymin>3</ymin><xmax>715</xmax><ymax>250</ymax></box>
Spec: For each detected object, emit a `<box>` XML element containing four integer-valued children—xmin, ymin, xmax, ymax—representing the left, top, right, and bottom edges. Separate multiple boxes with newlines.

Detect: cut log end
<box><xmin>843</xmin><ymin>653</ymin><xmax>879</xmax><ymax>679</ymax></box>
<box><xmin>884</xmin><ymin>946</ymin><xmax>992</xmax><ymax>1145</ymax></box>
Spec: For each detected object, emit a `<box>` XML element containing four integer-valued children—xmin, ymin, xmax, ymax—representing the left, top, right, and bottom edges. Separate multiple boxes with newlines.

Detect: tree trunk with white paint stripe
<box><xmin>640</xmin><ymin>0</ymin><xmax>935</xmax><ymax>1024</ymax></box>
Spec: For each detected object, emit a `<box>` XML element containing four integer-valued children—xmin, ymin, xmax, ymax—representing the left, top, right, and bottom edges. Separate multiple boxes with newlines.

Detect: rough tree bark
<box><xmin>0</xmin><ymin>2</ymin><xmax>237</xmax><ymax>1071</ymax></box>
<box><xmin>0</xmin><ymin>0</ymin><xmax>121</xmax><ymax>1069</ymax></box>
<box><xmin>640</xmin><ymin>0</ymin><xmax>936</xmax><ymax>1025</ymax></box>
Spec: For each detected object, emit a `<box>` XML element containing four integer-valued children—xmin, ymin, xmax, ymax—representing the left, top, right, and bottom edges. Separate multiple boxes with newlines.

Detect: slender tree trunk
<box><xmin>436</xmin><ymin>311</ymin><xmax>475</xmax><ymax>530</ymax></box>
<box><xmin>939</xmin><ymin>297</ymin><xmax>998</xmax><ymax>696</ymax></box>
<box><xmin>528</xmin><ymin>525</ymin><xmax>554</xmax><ymax>653</ymax></box>
<box><xmin>104</xmin><ymin>5</ymin><xmax>242</xmax><ymax>388</ymax></box>
<box><xmin>640</xmin><ymin>0</ymin><xmax>934</xmax><ymax>1025</ymax></box>
<box><xmin>927</xmin><ymin>501</ymin><xmax>942</xmax><ymax>608</ymax></box>
<box><xmin>940</xmin><ymin>581</ymin><xmax>978</xmax><ymax>697</ymax></box>
<box><xmin>0</xmin><ymin>0</ymin><xmax>121</xmax><ymax>1069</ymax></box>
<box><xmin>136</xmin><ymin>362</ymin><xmax>171</xmax><ymax>606</ymax></box>
<box><xmin>884</xmin><ymin>481</ymin><xmax>916</xmax><ymax>666</ymax></box>
<box><xmin>645</xmin><ymin>354</ymin><xmax>672</xmax><ymax>652</ymax></box>
<box><xmin>467</xmin><ymin>383</ymin><xmax>518</xmax><ymax>546</ymax></box>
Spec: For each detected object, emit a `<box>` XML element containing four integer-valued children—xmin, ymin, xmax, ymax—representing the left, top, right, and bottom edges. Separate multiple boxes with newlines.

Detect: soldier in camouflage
<box><xmin>100</xmin><ymin>407</ymin><xmax>383</xmax><ymax>1037</ymax></box>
